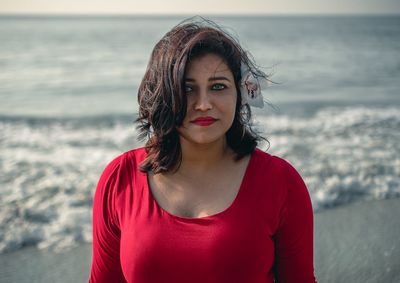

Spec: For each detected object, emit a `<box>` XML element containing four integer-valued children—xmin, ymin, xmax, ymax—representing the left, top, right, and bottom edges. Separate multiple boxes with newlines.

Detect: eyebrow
<box><xmin>185</xmin><ymin>76</ymin><xmax>231</xmax><ymax>83</ymax></box>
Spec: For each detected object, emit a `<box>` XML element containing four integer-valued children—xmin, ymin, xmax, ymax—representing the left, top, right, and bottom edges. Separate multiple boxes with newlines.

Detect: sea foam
<box><xmin>0</xmin><ymin>106</ymin><xmax>399</xmax><ymax>253</ymax></box>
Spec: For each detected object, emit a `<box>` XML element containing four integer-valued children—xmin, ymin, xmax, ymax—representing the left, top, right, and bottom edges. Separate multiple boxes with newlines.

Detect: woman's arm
<box><xmin>89</xmin><ymin>156</ymin><xmax>127</xmax><ymax>283</ymax></box>
<box><xmin>274</xmin><ymin>160</ymin><xmax>317</xmax><ymax>283</ymax></box>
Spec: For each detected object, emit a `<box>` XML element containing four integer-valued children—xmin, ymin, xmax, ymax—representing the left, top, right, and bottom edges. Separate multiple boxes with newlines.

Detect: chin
<box><xmin>180</xmin><ymin>133</ymin><xmax>226</xmax><ymax>146</ymax></box>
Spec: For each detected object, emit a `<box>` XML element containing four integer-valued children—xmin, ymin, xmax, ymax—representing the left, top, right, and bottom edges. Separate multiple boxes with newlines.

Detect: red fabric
<box><xmin>89</xmin><ymin>147</ymin><xmax>317</xmax><ymax>283</ymax></box>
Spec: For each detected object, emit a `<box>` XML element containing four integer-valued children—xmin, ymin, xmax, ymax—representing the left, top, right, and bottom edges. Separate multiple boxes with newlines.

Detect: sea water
<box><xmin>0</xmin><ymin>15</ymin><xmax>399</xmax><ymax>253</ymax></box>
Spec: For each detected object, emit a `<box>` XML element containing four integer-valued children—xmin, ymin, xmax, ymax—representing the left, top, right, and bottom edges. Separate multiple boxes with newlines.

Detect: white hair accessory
<box><xmin>240</xmin><ymin>64</ymin><xmax>267</xmax><ymax>108</ymax></box>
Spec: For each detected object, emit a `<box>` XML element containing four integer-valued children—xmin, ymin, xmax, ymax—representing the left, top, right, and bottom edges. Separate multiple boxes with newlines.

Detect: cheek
<box><xmin>227</xmin><ymin>94</ymin><xmax>238</xmax><ymax>115</ymax></box>
<box><xmin>183</xmin><ymin>98</ymin><xmax>195</xmax><ymax>119</ymax></box>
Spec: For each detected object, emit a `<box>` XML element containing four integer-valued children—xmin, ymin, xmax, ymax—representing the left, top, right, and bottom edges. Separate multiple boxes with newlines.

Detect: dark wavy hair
<box><xmin>136</xmin><ymin>17</ymin><xmax>270</xmax><ymax>173</ymax></box>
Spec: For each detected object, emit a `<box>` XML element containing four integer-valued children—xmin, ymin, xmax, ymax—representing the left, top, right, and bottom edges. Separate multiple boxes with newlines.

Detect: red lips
<box><xmin>190</xmin><ymin>116</ymin><xmax>217</xmax><ymax>126</ymax></box>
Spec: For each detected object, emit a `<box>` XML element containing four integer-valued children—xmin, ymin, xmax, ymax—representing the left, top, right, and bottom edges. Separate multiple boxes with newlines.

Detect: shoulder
<box><xmin>102</xmin><ymin>147</ymin><xmax>147</xmax><ymax>172</ymax></box>
<box><xmin>252</xmin><ymin>148</ymin><xmax>301</xmax><ymax>177</ymax></box>
<box><xmin>118</xmin><ymin>146</ymin><xmax>147</xmax><ymax>165</ymax></box>
<box><xmin>253</xmin><ymin>150</ymin><xmax>314</xmax><ymax>223</ymax></box>
<box><xmin>121</xmin><ymin>147</ymin><xmax>148</xmax><ymax>163</ymax></box>
<box><xmin>252</xmin><ymin>148</ymin><xmax>309</xmax><ymax>196</ymax></box>
<box><xmin>94</xmin><ymin>148</ymin><xmax>148</xmax><ymax>220</ymax></box>
<box><xmin>97</xmin><ymin>147</ymin><xmax>147</xmax><ymax>190</ymax></box>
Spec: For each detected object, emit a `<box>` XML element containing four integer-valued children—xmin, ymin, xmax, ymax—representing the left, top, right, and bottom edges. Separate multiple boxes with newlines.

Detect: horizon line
<box><xmin>0</xmin><ymin>12</ymin><xmax>399</xmax><ymax>17</ymax></box>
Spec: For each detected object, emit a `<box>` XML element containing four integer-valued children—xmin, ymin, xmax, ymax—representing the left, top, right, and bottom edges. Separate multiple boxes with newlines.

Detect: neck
<box><xmin>177</xmin><ymin>137</ymin><xmax>232</xmax><ymax>174</ymax></box>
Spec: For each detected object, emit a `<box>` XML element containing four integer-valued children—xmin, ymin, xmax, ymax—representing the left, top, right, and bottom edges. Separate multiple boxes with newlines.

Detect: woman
<box><xmin>89</xmin><ymin>18</ymin><xmax>317</xmax><ymax>283</ymax></box>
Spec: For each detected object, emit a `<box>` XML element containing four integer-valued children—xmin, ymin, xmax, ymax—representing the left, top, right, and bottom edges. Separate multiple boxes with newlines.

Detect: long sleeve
<box><xmin>273</xmin><ymin>160</ymin><xmax>317</xmax><ymax>283</ymax></box>
<box><xmin>89</xmin><ymin>156</ymin><xmax>127</xmax><ymax>283</ymax></box>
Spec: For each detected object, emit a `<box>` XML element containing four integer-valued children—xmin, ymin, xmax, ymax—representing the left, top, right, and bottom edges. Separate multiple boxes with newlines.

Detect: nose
<box><xmin>193</xmin><ymin>89</ymin><xmax>212</xmax><ymax>111</ymax></box>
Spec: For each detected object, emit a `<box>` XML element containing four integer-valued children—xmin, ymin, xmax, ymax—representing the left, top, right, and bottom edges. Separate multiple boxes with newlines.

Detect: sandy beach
<box><xmin>0</xmin><ymin>198</ymin><xmax>399</xmax><ymax>283</ymax></box>
<box><xmin>314</xmin><ymin>198</ymin><xmax>400</xmax><ymax>283</ymax></box>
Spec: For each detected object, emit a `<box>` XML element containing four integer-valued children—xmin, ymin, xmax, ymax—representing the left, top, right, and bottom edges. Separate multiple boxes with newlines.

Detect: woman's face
<box><xmin>178</xmin><ymin>53</ymin><xmax>237</xmax><ymax>147</ymax></box>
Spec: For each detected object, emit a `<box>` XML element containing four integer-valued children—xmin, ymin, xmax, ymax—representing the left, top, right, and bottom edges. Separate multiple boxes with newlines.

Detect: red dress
<box><xmin>89</xmin><ymin>147</ymin><xmax>317</xmax><ymax>282</ymax></box>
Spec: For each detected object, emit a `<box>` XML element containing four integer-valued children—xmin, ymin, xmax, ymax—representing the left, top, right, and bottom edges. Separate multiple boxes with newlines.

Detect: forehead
<box><xmin>185</xmin><ymin>53</ymin><xmax>232</xmax><ymax>77</ymax></box>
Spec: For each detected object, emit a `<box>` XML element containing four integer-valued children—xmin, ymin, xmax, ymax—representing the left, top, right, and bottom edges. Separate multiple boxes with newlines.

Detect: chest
<box><xmin>148</xmin><ymin>162</ymin><xmax>248</xmax><ymax>219</ymax></box>
<box><xmin>119</xmin><ymin>204</ymin><xmax>275</xmax><ymax>283</ymax></box>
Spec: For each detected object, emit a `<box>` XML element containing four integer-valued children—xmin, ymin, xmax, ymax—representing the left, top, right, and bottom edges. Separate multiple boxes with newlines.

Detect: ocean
<box><xmin>0</xmin><ymin>15</ymin><xmax>399</xmax><ymax>253</ymax></box>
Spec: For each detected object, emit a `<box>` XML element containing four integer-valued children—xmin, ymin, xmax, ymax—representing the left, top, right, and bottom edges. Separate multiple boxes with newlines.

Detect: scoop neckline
<box><xmin>144</xmin><ymin>151</ymin><xmax>255</xmax><ymax>222</ymax></box>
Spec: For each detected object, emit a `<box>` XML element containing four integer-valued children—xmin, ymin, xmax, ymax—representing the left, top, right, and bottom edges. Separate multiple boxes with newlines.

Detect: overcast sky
<box><xmin>0</xmin><ymin>0</ymin><xmax>399</xmax><ymax>15</ymax></box>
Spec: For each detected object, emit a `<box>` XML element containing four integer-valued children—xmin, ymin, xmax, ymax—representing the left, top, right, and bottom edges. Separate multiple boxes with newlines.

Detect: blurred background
<box><xmin>0</xmin><ymin>0</ymin><xmax>399</xmax><ymax>282</ymax></box>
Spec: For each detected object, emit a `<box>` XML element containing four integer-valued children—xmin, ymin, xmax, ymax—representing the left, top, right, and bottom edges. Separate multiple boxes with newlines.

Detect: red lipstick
<box><xmin>191</xmin><ymin>116</ymin><xmax>217</xmax><ymax>126</ymax></box>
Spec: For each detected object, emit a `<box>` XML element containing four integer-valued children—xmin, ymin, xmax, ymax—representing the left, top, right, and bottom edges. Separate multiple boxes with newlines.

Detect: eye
<box><xmin>212</xmin><ymin>83</ymin><xmax>226</xmax><ymax>91</ymax></box>
<box><xmin>184</xmin><ymin>85</ymin><xmax>193</xmax><ymax>93</ymax></box>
